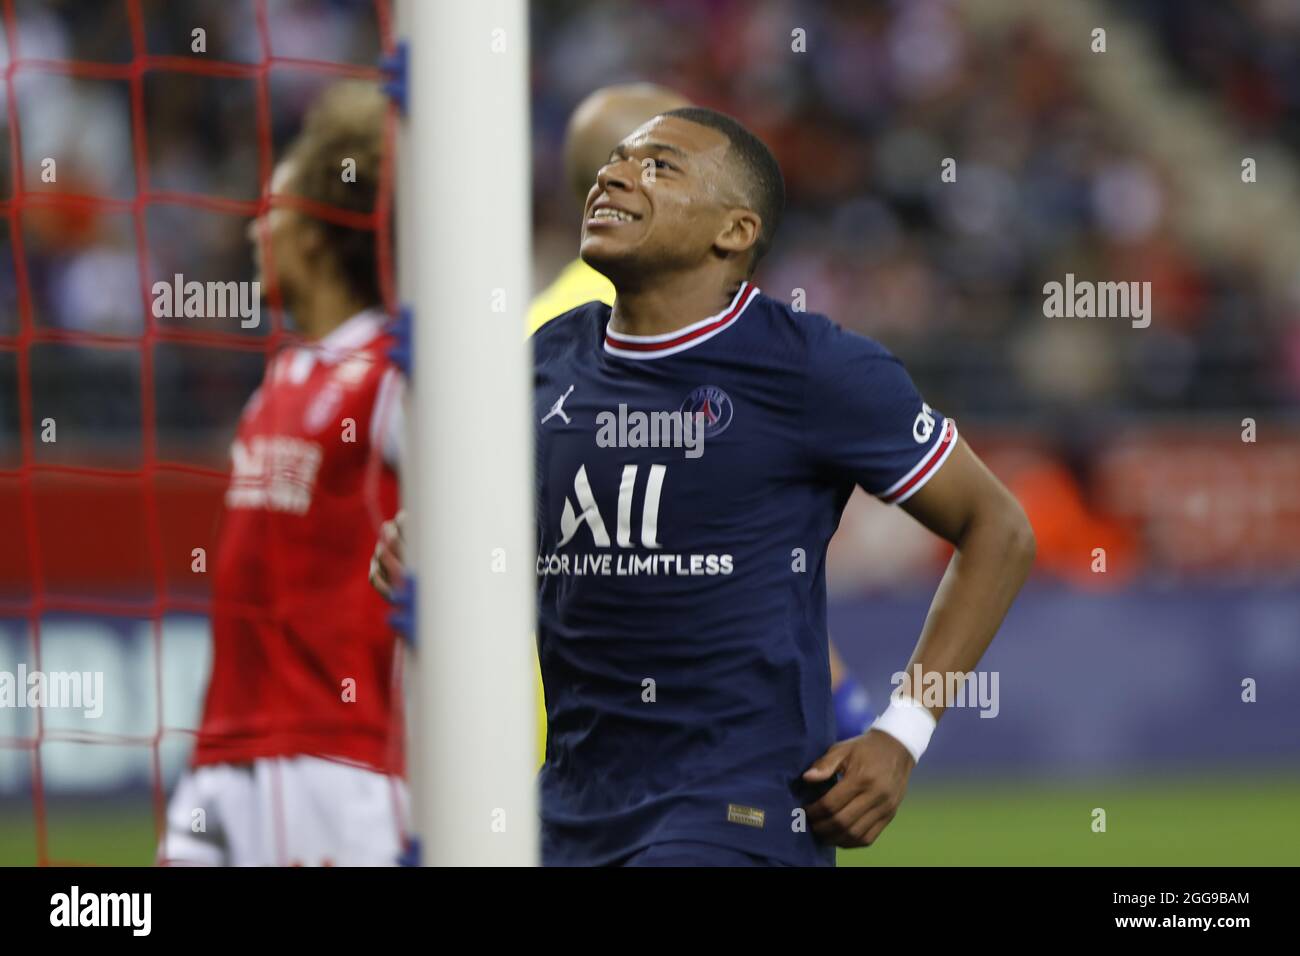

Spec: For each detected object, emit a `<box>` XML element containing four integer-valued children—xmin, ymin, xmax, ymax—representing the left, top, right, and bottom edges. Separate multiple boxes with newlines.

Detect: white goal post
<box><xmin>394</xmin><ymin>0</ymin><xmax>537</xmax><ymax>866</ymax></box>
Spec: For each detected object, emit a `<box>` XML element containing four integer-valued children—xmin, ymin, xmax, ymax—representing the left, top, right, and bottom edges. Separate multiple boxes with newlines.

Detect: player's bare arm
<box><xmin>802</xmin><ymin>439</ymin><xmax>1035</xmax><ymax>848</ymax></box>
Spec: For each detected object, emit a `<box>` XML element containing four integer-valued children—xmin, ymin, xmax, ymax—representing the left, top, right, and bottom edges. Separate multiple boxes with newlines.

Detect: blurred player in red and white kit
<box><xmin>159</xmin><ymin>82</ymin><xmax>408</xmax><ymax>866</ymax></box>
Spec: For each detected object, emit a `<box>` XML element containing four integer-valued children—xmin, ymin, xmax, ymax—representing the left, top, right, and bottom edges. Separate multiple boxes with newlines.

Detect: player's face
<box><xmin>580</xmin><ymin>116</ymin><xmax>742</xmax><ymax>277</ymax></box>
<box><xmin>247</xmin><ymin>160</ymin><xmax>315</xmax><ymax>309</ymax></box>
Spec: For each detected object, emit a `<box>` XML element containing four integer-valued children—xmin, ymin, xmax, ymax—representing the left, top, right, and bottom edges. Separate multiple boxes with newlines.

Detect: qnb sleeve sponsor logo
<box><xmin>912</xmin><ymin>402</ymin><xmax>936</xmax><ymax>443</ymax></box>
<box><xmin>226</xmin><ymin>436</ymin><xmax>324</xmax><ymax>515</ymax></box>
<box><xmin>50</xmin><ymin>886</ymin><xmax>151</xmax><ymax>937</ymax></box>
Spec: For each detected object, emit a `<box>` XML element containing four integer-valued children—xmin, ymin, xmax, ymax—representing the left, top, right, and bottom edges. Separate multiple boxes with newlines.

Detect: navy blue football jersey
<box><xmin>533</xmin><ymin>281</ymin><xmax>956</xmax><ymax>866</ymax></box>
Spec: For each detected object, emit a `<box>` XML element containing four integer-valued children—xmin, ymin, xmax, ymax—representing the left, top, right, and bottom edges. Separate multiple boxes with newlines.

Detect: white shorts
<box><xmin>159</xmin><ymin>755</ymin><xmax>410</xmax><ymax>867</ymax></box>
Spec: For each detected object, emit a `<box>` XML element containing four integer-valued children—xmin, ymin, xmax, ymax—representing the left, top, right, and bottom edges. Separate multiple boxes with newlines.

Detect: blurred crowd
<box><xmin>0</xmin><ymin>0</ymin><xmax>382</xmax><ymax>464</ymax></box>
<box><xmin>1</xmin><ymin>0</ymin><xmax>1298</xmax><ymax>577</ymax></box>
<box><xmin>1135</xmin><ymin>0</ymin><xmax>1300</xmax><ymax>152</ymax></box>
<box><xmin>533</xmin><ymin>0</ymin><xmax>1300</xmax><ymax>424</ymax></box>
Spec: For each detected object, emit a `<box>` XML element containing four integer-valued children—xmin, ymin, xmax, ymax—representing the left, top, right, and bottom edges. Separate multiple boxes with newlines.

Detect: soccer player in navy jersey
<box><xmin>378</xmin><ymin>106</ymin><xmax>1035</xmax><ymax>867</ymax></box>
<box><xmin>530</xmin><ymin>84</ymin><xmax>879</xmax><ymax>746</ymax></box>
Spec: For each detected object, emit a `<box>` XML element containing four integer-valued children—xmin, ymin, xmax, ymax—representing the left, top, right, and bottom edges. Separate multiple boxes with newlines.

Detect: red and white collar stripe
<box><xmin>880</xmin><ymin>419</ymin><xmax>958</xmax><ymax>505</ymax></box>
<box><xmin>310</xmin><ymin>307</ymin><xmax>386</xmax><ymax>364</ymax></box>
<box><xmin>603</xmin><ymin>282</ymin><xmax>759</xmax><ymax>360</ymax></box>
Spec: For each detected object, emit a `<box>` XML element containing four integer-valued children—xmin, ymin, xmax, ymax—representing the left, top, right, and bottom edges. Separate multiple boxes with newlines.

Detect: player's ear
<box><xmin>714</xmin><ymin>208</ymin><xmax>761</xmax><ymax>260</ymax></box>
<box><xmin>297</xmin><ymin>218</ymin><xmax>328</xmax><ymax>263</ymax></box>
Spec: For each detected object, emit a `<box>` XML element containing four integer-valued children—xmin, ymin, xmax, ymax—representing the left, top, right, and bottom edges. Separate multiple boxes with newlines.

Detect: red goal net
<box><xmin>0</xmin><ymin>0</ymin><xmax>397</xmax><ymax>865</ymax></box>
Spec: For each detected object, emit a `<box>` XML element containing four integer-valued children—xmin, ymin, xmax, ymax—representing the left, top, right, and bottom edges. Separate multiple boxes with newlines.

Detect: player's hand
<box><xmin>801</xmin><ymin>729</ymin><xmax>915</xmax><ymax>848</ymax></box>
<box><xmin>369</xmin><ymin>510</ymin><xmax>407</xmax><ymax>600</ymax></box>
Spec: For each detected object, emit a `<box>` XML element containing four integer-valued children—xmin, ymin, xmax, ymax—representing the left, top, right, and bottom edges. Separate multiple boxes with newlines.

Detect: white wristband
<box><xmin>870</xmin><ymin>696</ymin><xmax>938</xmax><ymax>764</ymax></box>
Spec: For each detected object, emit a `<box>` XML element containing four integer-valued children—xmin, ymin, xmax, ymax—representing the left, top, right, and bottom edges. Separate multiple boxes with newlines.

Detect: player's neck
<box><xmin>293</xmin><ymin>285</ymin><xmax>372</xmax><ymax>342</ymax></box>
<box><xmin>608</xmin><ymin>270</ymin><xmax>745</xmax><ymax>338</ymax></box>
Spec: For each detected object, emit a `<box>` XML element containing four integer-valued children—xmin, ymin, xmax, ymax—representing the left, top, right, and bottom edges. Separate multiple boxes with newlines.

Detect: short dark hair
<box><xmin>661</xmin><ymin>106</ymin><xmax>784</xmax><ymax>273</ymax></box>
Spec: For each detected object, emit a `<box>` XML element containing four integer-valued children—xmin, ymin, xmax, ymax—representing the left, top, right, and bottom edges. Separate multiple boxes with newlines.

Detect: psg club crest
<box><xmin>680</xmin><ymin>385</ymin><xmax>733</xmax><ymax>439</ymax></box>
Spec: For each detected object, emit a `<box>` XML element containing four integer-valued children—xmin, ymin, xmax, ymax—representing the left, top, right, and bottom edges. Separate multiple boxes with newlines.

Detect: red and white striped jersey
<box><xmin>194</xmin><ymin>309</ymin><xmax>404</xmax><ymax>773</ymax></box>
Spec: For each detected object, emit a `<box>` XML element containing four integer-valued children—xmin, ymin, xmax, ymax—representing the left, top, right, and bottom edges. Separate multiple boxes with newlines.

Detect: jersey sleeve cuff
<box><xmin>878</xmin><ymin>419</ymin><xmax>958</xmax><ymax>505</ymax></box>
